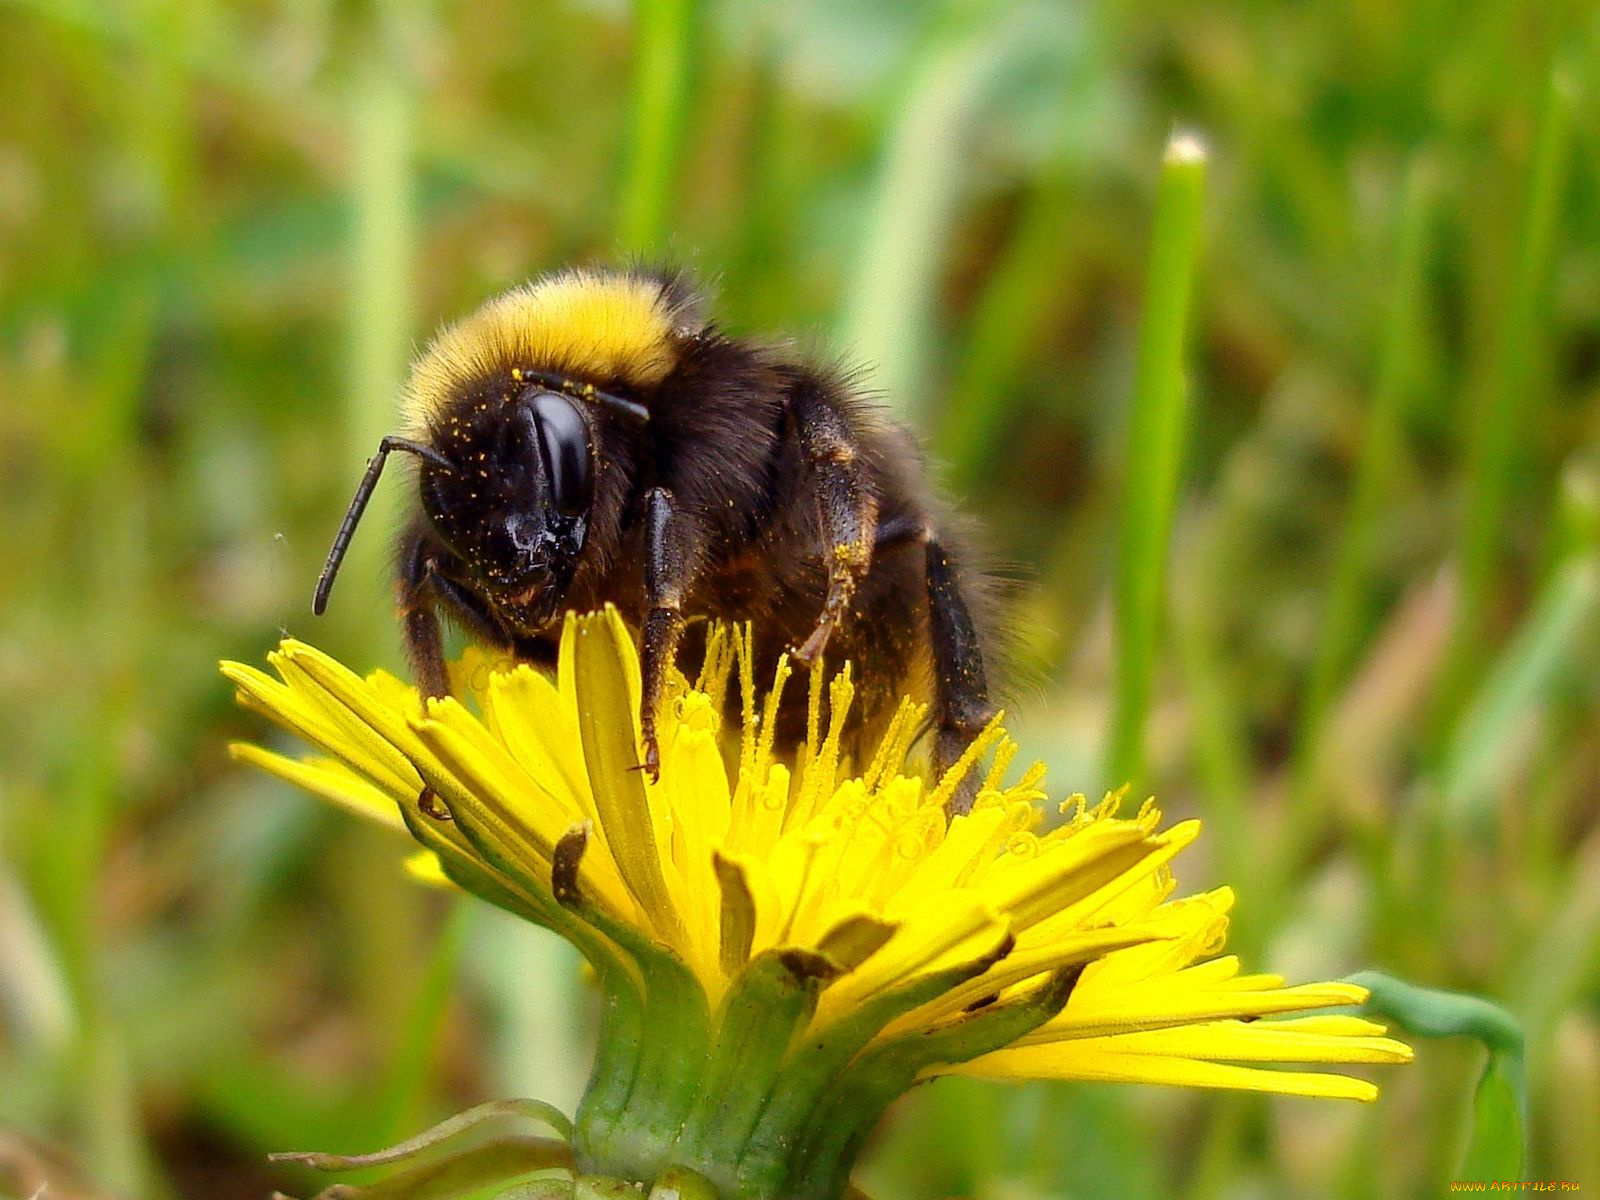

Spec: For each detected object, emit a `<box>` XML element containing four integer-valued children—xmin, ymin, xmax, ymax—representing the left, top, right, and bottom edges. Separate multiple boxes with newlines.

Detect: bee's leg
<box><xmin>640</xmin><ymin>485</ymin><xmax>706</xmax><ymax>780</ymax></box>
<box><xmin>873</xmin><ymin>512</ymin><xmax>929</xmax><ymax>552</ymax></box>
<box><xmin>398</xmin><ymin>526</ymin><xmax>452</xmax><ymax>699</ymax></box>
<box><xmin>422</xmin><ymin>561</ymin><xmax>512</xmax><ymax>653</ymax></box>
<box><xmin>791</xmin><ymin>383</ymin><xmax>879</xmax><ymax>665</ymax></box>
<box><xmin>925</xmin><ymin>536</ymin><xmax>996</xmax><ymax>817</ymax></box>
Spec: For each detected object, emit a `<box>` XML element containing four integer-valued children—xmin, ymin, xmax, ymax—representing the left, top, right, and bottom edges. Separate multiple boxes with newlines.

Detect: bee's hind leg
<box><xmin>862</xmin><ymin>517</ymin><xmax>996</xmax><ymax>816</ymax></box>
<box><xmin>924</xmin><ymin>535</ymin><xmax>996</xmax><ymax>818</ymax></box>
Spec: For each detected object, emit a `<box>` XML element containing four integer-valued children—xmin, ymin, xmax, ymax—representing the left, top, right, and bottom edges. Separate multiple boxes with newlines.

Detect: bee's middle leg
<box><xmin>790</xmin><ymin>383</ymin><xmax>879</xmax><ymax>665</ymax></box>
<box><xmin>639</xmin><ymin>485</ymin><xmax>709</xmax><ymax>779</ymax></box>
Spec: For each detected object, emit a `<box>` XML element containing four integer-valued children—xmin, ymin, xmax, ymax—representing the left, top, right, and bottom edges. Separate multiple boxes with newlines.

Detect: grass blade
<box><xmin>1438</xmin><ymin>555</ymin><xmax>1600</xmax><ymax>830</ymax></box>
<box><xmin>1104</xmin><ymin>132</ymin><xmax>1207</xmax><ymax>790</ymax></box>
<box><xmin>334</xmin><ymin>50</ymin><xmax>416</xmax><ymax>662</ymax></box>
<box><xmin>1438</xmin><ymin>66</ymin><xmax>1574</xmax><ymax>725</ymax></box>
<box><xmin>934</xmin><ymin>179</ymin><xmax>1076</xmax><ymax>492</ymax></box>
<box><xmin>616</xmin><ymin>0</ymin><xmax>703</xmax><ymax>255</ymax></box>
<box><xmin>836</xmin><ymin>7</ymin><xmax>1041</xmax><ymax>416</ymax></box>
<box><xmin>1290</xmin><ymin>160</ymin><xmax>1434</xmax><ymax>819</ymax></box>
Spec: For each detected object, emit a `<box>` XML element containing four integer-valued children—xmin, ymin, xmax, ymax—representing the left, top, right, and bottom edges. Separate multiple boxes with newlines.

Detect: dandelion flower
<box><xmin>223</xmin><ymin>607</ymin><xmax>1409</xmax><ymax>1200</ymax></box>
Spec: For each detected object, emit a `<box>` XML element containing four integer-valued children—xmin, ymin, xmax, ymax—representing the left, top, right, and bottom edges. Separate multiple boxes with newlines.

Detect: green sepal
<box><xmin>271</xmin><ymin>1099</ymin><xmax>574</xmax><ymax>1170</ymax></box>
<box><xmin>647</xmin><ymin>1166</ymin><xmax>722</xmax><ymax>1200</ymax></box>
<box><xmin>574</xmin><ymin>1178</ymin><xmax>650</xmax><ymax>1199</ymax></box>
<box><xmin>674</xmin><ymin>947</ymin><xmax>838</xmax><ymax>1171</ymax></box>
<box><xmin>278</xmin><ymin>1139</ymin><xmax>572</xmax><ymax>1200</ymax></box>
<box><xmin>735</xmin><ymin>930</ymin><xmax>1014</xmax><ymax>1192</ymax></box>
<box><xmin>496</xmin><ymin>1182</ymin><xmax>575</xmax><ymax>1199</ymax></box>
<box><xmin>400</xmin><ymin>808</ymin><xmax>648</xmax><ymax>1161</ymax></box>
<box><xmin>554</xmin><ymin>828</ymin><xmax>712</xmax><ymax>1180</ymax></box>
<box><xmin>789</xmin><ymin>965</ymin><xmax>1082</xmax><ymax>1200</ymax></box>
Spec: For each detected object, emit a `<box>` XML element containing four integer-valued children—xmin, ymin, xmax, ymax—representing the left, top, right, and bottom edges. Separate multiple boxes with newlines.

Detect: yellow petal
<box><xmin>228</xmin><ymin>744</ymin><xmax>405</xmax><ymax>833</ymax></box>
<box><xmin>572</xmin><ymin>610</ymin><xmax>683</xmax><ymax>946</ymax></box>
<box><xmin>949</xmin><ymin>1044</ymin><xmax>1386</xmax><ymax>1101</ymax></box>
<box><xmin>1025</xmin><ymin>979</ymin><xmax>1372</xmax><ymax>1044</ymax></box>
<box><xmin>1055</xmin><ymin>1017</ymin><xmax>1413</xmax><ymax>1064</ymax></box>
<box><xmin>403</xmin><ymin>850</ymin><xmax>455</xmax><ymax>889</ymax></box>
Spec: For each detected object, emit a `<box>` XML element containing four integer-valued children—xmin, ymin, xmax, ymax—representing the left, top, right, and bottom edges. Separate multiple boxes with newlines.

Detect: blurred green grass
<box><xmin>1</xmin><ymin>1</ymin><xmax>1597</xmax><ymax>1197</ymax></box>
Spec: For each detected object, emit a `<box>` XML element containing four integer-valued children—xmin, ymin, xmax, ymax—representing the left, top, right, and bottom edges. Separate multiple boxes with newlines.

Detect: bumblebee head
<box><xmin>314</xmin><ymin>267</ymin><xmax>679</xmax><ymax>629</ymax></box>
<box><xmin>312</xmin><ymin>370</ymin><xmax>648</xmax><ymax>630</ymax></box>
<box><xmin>422</xmin><ymin>383</ymin><xmax>597</xmax><ymax>634</ymax></box>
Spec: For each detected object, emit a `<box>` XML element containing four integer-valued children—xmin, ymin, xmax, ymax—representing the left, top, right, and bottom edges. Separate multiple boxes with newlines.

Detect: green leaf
<box><xmin>1460</xmin><ymin>1054</ymin><xmax>1525</xmax><ymax>1181</ymax></box>
<box><xmin>1346</xmin><ymin>971</ymin><xmax>1526</xmax><ymax>1179</ymax></box>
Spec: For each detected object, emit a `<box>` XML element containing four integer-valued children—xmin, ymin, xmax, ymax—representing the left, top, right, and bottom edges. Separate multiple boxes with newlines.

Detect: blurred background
<box><xmin>1</xmin><ymin>1</ymin><xmax>1597</xmax><ymax>1197</ymax></box>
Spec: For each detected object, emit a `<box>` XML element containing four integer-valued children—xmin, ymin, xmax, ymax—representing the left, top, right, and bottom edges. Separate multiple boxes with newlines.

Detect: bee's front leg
<box><xmin>398</xmin><ymin>524</ymin><xmax>452</xmax><ymax>700</ymax></box>
<box><xmin>789</xmin><ymin>382</ymin><xmax>879</xmax><ymax>666</ymax></box>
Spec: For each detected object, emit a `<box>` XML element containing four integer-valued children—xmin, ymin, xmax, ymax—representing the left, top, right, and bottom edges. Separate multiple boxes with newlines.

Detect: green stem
<box><xmin>1105</xmin><ymin>133</ymin><xmax>1208</xmax><ymax>791</ymax></box>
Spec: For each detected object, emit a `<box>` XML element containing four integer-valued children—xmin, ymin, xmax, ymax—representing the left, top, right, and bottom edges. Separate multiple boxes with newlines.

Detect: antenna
<box><xmin>313</xmin><ymin>436</ymin><xmax>453</xmax><ymax>615</ymax></box>
<box><xmin>517</xmin><ymin>369</ymin><xmax>650</xmax><ymax>423</ymax></box>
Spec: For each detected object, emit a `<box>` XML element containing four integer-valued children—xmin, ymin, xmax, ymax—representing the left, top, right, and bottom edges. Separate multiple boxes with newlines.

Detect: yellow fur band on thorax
<box><xmin>403</xmin><ymin>271</ymin><xmax>681</xmax><ymax>430</ymax></box>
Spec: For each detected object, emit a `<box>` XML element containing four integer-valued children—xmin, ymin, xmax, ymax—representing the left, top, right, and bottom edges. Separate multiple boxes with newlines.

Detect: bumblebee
<box><xmin>314</xmin><ymin>267</ymin><xmax>997</xmax><ymax>811</ymax></box>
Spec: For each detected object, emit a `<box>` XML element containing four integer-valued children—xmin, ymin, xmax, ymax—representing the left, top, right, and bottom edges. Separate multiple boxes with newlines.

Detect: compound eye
<box><xmin>528</xmin><ymin>390</ymin><xmax>593</xmax><ymax>517</ymax></box>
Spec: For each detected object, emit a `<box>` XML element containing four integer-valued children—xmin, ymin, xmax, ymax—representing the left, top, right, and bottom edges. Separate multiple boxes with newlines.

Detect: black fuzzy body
<box><xmin>378</xmin><ymin>270</ymin><xmax>997</xmax><ymax>792</ymax></box>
